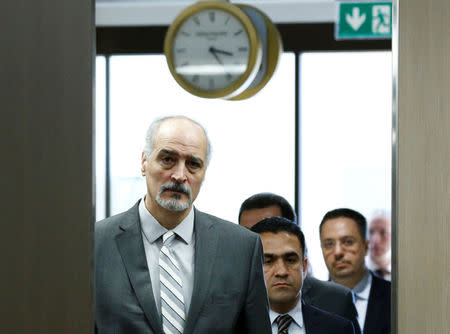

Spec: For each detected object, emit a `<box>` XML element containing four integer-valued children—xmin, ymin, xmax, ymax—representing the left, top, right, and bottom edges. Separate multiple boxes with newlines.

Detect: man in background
<box><xmin>366</xmin><ymin>210</ymin><xmax>391</xmax><ymax>280</ymax></box>
<box><xmin>320</xmin><ymin>208</ymin><xmax>391</xmax><ymax>334</ymax></box>
<box><xmin>239</xmin><ymin>192</ymin><xmax>361</xmax><ymax>334</ymax></box>
<box><xmin>251</xmin><ymin>217</ymin><xmax>355</xmax><ymax>334</ymax></box>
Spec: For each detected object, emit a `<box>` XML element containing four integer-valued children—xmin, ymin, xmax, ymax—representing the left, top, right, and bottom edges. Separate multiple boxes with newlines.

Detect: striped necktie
<box><xmin>275</xmin><ymin>314</ymin><xmax>293</xmax><ymax>334</ymax></box>
<box><xmin>159</xmin><ymin>231</ymin><xmax>185</xmax><ymax>334</ymax></box>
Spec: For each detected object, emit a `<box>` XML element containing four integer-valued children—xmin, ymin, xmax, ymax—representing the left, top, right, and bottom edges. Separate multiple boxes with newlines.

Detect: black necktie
<box><xmin>375</xmin><ymin>268</ymin><xmax>386</xmax><ymax>277</ymax></box>
<box><xmin>275</xmin><ymin>314</ymin><xmax>293</xmax><ymax>334</ymax></box>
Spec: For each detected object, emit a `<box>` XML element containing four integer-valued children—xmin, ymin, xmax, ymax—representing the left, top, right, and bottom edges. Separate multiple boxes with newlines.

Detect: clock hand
<box><xmin>209</xmin><ymin>47</ymin><xmax>233</xmax><ymax>81</ymax></box>
<box><xmin>209</xmin><ymin>46</ymin><xmax>224</xmax><ymax>66</ymax></box>
<box><xmin>209</xmin><ymin>47</ymin><xmax>233</xmax><ymax>56</ymax></box>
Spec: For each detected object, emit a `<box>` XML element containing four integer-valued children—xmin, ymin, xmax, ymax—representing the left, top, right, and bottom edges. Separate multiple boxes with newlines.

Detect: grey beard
<box><xmin>156</xmin><ymin>182</ymin><xmax>192</xmax><ymax>212</ymax></box>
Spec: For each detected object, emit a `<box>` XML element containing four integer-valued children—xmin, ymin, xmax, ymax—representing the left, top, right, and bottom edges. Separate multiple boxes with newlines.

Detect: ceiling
<box><xmin>96</xmin><ymin>0</ymin><xmax>337</xmax><ymax>26</ymax></box>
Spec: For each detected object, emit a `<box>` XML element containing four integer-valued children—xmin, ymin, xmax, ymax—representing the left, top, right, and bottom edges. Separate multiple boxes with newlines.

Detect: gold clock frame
<box><xmin>164</xmin><ymin>1</ymin><xmax>263</xmax><ymax>99</ymax></box>
<box><xmin>228</xmin><ymin>4</ymin><xmax>283</xmax><ymax>101</ymax></box>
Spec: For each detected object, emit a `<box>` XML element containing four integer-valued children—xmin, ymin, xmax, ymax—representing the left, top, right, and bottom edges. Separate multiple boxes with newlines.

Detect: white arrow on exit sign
<box><xmin>346</xmin><ymin>7</ymin><xmax>366</xmax><ymax>30</ymax></box>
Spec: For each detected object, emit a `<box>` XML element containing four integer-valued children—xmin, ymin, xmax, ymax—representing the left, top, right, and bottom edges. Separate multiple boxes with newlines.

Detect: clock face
<box><xmin>171</xmin><ymin>9</ymin><xmax>253</xmax><ymax>92</ymax></box>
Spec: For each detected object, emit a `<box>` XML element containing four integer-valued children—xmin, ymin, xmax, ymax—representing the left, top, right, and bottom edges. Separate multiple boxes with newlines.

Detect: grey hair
<box><xmin>143</xmin><ymin>115</ymin><xmax>212</xmax><ymax>166</ymax></box>
<box><xmin>370</xmin><ymin>209</ymin><xmax>391</xmax><ymax>220</ymax></box>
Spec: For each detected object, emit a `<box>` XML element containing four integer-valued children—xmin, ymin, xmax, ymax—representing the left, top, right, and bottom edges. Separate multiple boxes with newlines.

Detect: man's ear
<box><xmin>302</xmin><ymin>257</ymin><xmax>308</xmax><ymax>278</ymax></box>
<box><xmin>364</xmin><ymin>239</ymin><xmax>369</xmax><ymax>255</ymax></box>
<box><xmin>141</xmin><ymin>152</ymin><xmax>147</xmax><ymax>176</ymax></box>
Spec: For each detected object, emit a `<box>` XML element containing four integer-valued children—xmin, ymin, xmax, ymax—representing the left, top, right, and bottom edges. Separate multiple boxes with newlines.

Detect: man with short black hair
<box><xmin>238</xmin><ymin>192</ymin><xmax>361</xmax><ymax>334</ymax></box>
<box><xmin>239</xmin><ymin>192</ymin><xmax>297</xmax><ymax>228</ymax></box>
<box><xmin>320</xmin><ymin>208</ymin><xmax>391</xmax><ymax>334</ymax></box>
<box><xmin>252</xmin><ymin>217</ymin><xmax>355</xmax><ymax>334</ymax></box>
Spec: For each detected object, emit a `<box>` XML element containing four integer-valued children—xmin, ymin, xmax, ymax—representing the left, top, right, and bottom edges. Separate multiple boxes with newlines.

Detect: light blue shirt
<box><xmin>139</xmin><ymin>198</ymin><xmax>195</xmax><ymax>316</ymax></box>
<box><xmin>269</xmin><ymin>299</ymin><xmax>305</xmax><ymax>334</ymax></box>
<box><xmin>352</xmin><ymin>269</ymin><xmax>372</xmax><ymax>329</ymax></box>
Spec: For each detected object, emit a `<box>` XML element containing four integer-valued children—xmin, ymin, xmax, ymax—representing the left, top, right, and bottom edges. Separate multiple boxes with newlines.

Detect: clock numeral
<box><xmin>238</xmin><ymin>47</ymin><xmax>248</xmax><ymax>52</ymax></box>
<box><xmin>226</xmin><ymin>73</ymin><xmax>232</xmax><ymax>81</ymax></box>
<box><xmin>181</xmin><ymin>31</ymin><xmax>190</xmax><ymax>37</ymax></box>
<box><xmin>224</xmin><ymin>16</ymin><xmax>230</xmax><ymax>25</ymax></box>
<box><xmin>176</xmin><ymin>48</ymin><xmax>186</xmax><ymax>53</ymax></box>
<box><xmin>209</xmin><ymin>78</ymin><xmax>215</xmax><ymax>90</ymax></box>
<box><xmin>193</xmin><ymin>16</ymin><xmax>201</xmax><ymax>26</ymax></box>
<box><xmin>209</xmin><ymin>12</ymin><xmax>215</xmax><ymax>23</ymax></box>
<box><xmin>234</xmin><ymin>29</ymin><xmax>243</xmax><ymax>36</ymax></box>
<box><xmin>192</xmin><ymin>75</ymin><xmax>199</xmax><ymax>83</ymax></box>
<box><xmin>181</xmin><ymin>61</ymin><xmax>189</xmax><ymax>67</ymax></box>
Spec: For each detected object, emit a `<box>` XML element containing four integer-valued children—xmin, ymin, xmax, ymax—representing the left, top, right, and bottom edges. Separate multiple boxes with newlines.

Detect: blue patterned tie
<box><xmin>159</xmin><ymin>231</ymin><xmax>185</xmax><ymax>333</ymax></box>
<box><xmin>275</xmin><ymin>314</ymin><xmax>293</xmax><ymax>334</ymax></box>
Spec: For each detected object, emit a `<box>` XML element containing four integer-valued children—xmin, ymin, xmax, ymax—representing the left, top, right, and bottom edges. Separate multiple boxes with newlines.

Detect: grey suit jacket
<box><xmin>302</xmin><ymin>276</ymin><xmax>361</xmax><ymax>334</ymax></box>
<box><xmin>95</xmin><ymin>201</ymin><xmax>271</xmax><ymax>334</ymax></box>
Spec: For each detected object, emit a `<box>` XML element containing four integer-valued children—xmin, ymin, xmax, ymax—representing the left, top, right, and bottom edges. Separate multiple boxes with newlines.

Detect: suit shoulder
<box><xmin>96</xmin><ymin>210</ymin><xmax>125</xmax><ymax>232</ymax></box>
<box><xmin>371</xmin><ymin>271</ymin><xmax>391</xmax><ymax>290</ymax></box>
<box><xmin>303</xmin><ymin>302</ymin><xmax>355</xmax><ymax>333</ymax></box>
<box><xmin>306</xmin><ymin>276</ymin><xmax>352</xmax><ymax>297</ymax></box>
<box><xmin>95</xmin><ymin>202</ymin><xmax>139</xmax><ymax>236</ymax></box>
<box><xmin>195</xmin><ymin>209</ymin><xmax>259</xmax><ymax>239</ymax></box>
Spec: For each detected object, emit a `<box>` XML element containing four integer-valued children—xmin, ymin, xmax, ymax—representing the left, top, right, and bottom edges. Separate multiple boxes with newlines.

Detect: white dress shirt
<box><xmin>366</xmin><ymin>253</ymin><xmax>391</xmax><ymax>281</ymax></box>
<box><xmin>352</xmin><ymin>270</ymin><xmax>372</xmax><ymax>329</ymax></box>
<box><xmin>269</xmin><ymin>299</ymin><xmax>305</xmax><ymax>334</ymax></box>
<box><xmin>139</xmin><ymin>198</ymin><xmax>195</xmax><ymax>316</ymax></box>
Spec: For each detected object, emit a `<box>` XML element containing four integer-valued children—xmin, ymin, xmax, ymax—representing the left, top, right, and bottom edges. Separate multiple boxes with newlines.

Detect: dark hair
<box><xmin>319</xmin><ymin>208</ymin><xmax>367</xmax><ymax>241</ymax></box>
<box><xmin>251</xmin><ymin>217</ymin><xmax>306</xmax><ymax>259</ymax></box>
<box><xmin>238</xmin><ymin>192</ymin><xmax>297</xmax><ymax>224</ymax></box>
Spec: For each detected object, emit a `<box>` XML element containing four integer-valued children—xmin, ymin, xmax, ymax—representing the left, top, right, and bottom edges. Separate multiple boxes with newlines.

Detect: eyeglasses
<box><xmin>321</xmin><ymin>237</ymin><xmax>359</xmax><ymax>250</ymax></box>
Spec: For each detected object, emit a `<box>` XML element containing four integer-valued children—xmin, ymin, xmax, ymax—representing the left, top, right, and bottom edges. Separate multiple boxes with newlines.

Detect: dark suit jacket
<box><xmin>302</xmin><ymin>300</ymin><xmax>355</xmax><ymax>334</ymax></box>
<box><xmin>364</xmin><ymin>272</ymin><xmax>391</xmax><ymax>334</ymax></box>
<box><xmin>302</xmin><ymin>276</ymin><xmax>361</xmax><ymax>334</ymax></box>
<box><xmin>94</xmin><ymin>201</ymin><xmax>271</xmax><ymax>334</ymax></box>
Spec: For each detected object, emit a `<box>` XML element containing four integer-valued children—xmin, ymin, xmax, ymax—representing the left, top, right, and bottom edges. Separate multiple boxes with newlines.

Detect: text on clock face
<box><xmin>172</xmin><ymin>9</ymin><xmax>251</xmax><ymax>91</ymax></box>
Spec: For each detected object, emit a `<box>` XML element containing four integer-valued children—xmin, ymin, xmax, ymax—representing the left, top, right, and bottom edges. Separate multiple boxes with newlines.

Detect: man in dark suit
<box><xmin>320</xmin><ymin>208</ymin><xmax>391</xmax><ymax>334</ymax></box>
<box><xmin>251</xmin><ymin>217</ymin><xmax>355</xmax><ymax>334</ymax></box>
<box><xmin>95</xmin><ymin>116</ymin><xmax>271</xmax><ymax>334</ymax></box>
<box><xmin>239</xmin><ymin>192</ymin><xmax>361</xmax><ymax>333</ymax></box>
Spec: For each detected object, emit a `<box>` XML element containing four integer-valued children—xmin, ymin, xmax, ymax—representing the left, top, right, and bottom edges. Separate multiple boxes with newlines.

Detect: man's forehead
<box><xmin>153</xmin><ymin>127</ymin><xmax>207</xmax><ymax>159</ymax></box>
<box><xmin>261</xmin><ymin>232</ymin><xmax>302</xmax><ymax>250</ymax></box>
<box><xmin>241</xmin><ymin>206</ymin><xmax>282</xmax><ymax>224</ymax></box>
<box><xmin>157</xmin><ymin>118</ymin><xmax>206</xmax><ymax>138</ymax></box>
<box><xmin>321</xmin><ymin>218</ymin><xmax>360</xmax><ymax>237</ymax></box>
<box><xmin>157</xmin><ymin>148</ymin><xmax>201</xmax><ymax>159</ymax></box>
<box><xmin>370</xmin><ymin>217</ymin><xmax>390</xmax><ymax>229</ymax></box>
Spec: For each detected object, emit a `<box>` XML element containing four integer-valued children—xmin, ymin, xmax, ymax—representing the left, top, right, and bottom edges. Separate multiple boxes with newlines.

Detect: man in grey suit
<box><xmin>95</xmin><ymin>116</ymin><xmax>271</xmax><ymax>334</ymax></box>
<box><xmin>239</xmin><ymin>192</ymin><xmax>361</xmax><ymax>334</ymax></box>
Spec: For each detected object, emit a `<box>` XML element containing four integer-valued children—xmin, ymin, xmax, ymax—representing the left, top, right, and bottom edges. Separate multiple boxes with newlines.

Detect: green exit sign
<box><xmin>336</xmin><ymin>1</ymin><xmax>392</xmax><ymax>40</ymax></box>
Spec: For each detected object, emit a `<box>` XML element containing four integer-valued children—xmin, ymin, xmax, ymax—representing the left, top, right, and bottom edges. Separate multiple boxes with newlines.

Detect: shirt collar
<box><xmin>138</xmin><ymin>197</ymin><xmax>195</xmax><ymax>244</ymax></box>
<box><xmin>269</xmin><ymin>299</ymin><xmax>304</xmax><ymax>329</ymax></box>
<box><xmin>352</xmin><ymin>269</ymin><xmax>372</xmax><ymax>300</ymax></box>
<box><xmin>366</xmin><ymin>253</ymin><xmax>391</xmax><ymax>273</ymax></box>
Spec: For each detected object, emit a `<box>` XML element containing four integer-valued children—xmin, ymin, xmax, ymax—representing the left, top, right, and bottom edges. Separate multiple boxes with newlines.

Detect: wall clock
<box><xmin>164</xmin><ymin>1</ymin><xmax>262</xmax><ymax>99</ymax></box>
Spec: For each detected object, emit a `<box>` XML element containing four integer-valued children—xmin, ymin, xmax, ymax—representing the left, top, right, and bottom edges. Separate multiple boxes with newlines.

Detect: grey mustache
<box><xmin>161</xmin><ymin>182</ymin><xmax>191</xmax><ymax>196</ymax></box>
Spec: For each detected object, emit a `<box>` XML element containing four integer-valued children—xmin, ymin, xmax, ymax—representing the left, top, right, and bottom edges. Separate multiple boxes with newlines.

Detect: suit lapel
<box><xmin>363</xmin><ymin>273</ymin><xmax>382</xmax><ymax>334</ymax></box>
<box><xmin>301</xmin><ymin>276</ymin><xmax>314</xmax><ymax>305</ymax></box>
<box><xmin>302</xmin><ymin>300</ymin><xmax>320</xmax><ymax>334</ymax></box>
<box><xmin>115</xmin><ymin>203</ymin><xmax>163</xmax><ymax>334</ymax></box>
<box><xmin>183</xmin><ymin>209</ymin><xmax>218</xmax><ymax>334</ymax></box>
